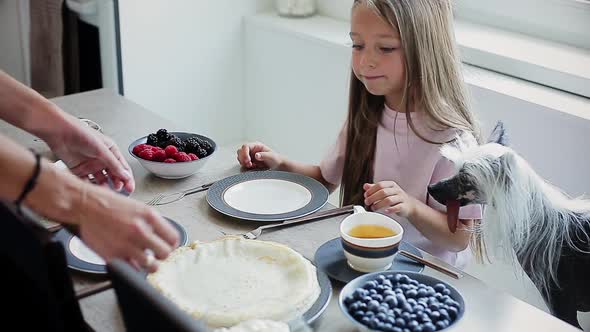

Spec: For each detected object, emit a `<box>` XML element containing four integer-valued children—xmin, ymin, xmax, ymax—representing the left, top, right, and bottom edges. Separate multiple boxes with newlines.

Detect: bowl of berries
<box><xmin>128</xmin><ymin>129</ymin><xmax>216</xmax><ymax>179</ymax></box>
<box><xmin>339</xmin><ymin>271</ymin><xmax>465</xmax><ymax>332</ymax></box>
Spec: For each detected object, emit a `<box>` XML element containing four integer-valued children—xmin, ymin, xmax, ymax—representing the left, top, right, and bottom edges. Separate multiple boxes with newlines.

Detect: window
<box><xmin>454</xmin><ymin>0</ymin><xmax>590</xmax><ymax>50</ymax></box>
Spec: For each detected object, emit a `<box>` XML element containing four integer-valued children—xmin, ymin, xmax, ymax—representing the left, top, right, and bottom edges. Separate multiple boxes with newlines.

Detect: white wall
<box><xmin>119</xmin><ymin>0</ymin><xmax>272</xmax><ymax>145</ymax></box>
<box><xmin>244</xmin><ymin>13</ymin><xmax>590</xmax><ymax>330</ymax></box>
<box><xmin>0</xmin><ymin>0</ymin><xmax>30</xmax><ymax>85</ymax></box>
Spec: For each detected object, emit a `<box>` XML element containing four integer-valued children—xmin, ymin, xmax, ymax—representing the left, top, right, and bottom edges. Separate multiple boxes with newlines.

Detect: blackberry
<box><xmin>159</xmin><ymin>136</ymin><xmax>185</xmax><ymax>151</ymax></box>
<box><xmin>184</xmin><ymin>137</ymin><xmax>201</xmax><ymax>154</ymax></box>
<box><xmin>147</xmin><ymin>133</ymin><xmax>159</xmax><ymax>146</ymax></box>
<box><xmin>156</xmin><ymin>129</ymin><xmax>170</xmax><ymax>141</ymax></box>
<box><xmin>200</xmin><ymin>140</ymin><xmax>213</xmax><ymax>153</ymax></box>
<box><xmin>196</xmin><ymin>147</ymin><xmax>208</xmax><ymax>159</ymax></box>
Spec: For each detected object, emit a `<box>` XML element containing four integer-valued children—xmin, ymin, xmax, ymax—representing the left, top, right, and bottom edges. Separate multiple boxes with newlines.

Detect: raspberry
<box><xmin>165</xmin><ymin>145</ymin><xmax>178</xmax><ymax>158</ymax></box>
<box><xmin>151</xmin><ymin>145</ymin><xmax>163</xmax><ymax>152</ymax></box>
<box><xmin>138</xmin><ymin>149</ymin><xmax>154</xmax><ymax>161</ymax></box>
<box><xmin>132</xmin><ymin>144</ymin><xmax>150</xmax><ymax>155</ymax></box>
<box><xmin>153</xmin><ymin>150</ymin><xmax>167</xmax><ymax>162</ymax></box>
<box><xmin>164</xmin><ymin>158</ymin><xmax>176</xmax><ymax>163</ymax></box>
<box><xmin>173</xmin><ymin>152</ymin><xmax>191</xmax><ymax>162</ymax></box>
<box><xmin>188</xmin><ymin>153</ymin><xmax>198</xmax><ymax>161</ymax></box>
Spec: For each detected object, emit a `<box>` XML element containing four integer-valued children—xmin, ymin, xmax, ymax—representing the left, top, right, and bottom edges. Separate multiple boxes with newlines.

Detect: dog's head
<box><xmin>428</xmin><ymin>122</ymin><xmax>515</xmax><ymax>231</ymax></box>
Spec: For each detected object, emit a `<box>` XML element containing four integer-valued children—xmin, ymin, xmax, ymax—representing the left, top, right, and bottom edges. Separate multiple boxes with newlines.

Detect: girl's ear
<box><xmin>487</xmin><ymin>121</ymin><xmax>509</xmax><ymax>146</ymax></box>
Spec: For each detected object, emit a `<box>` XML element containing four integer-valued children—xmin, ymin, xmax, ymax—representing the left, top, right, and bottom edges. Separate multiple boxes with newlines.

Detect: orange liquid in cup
<box><xmin>348</xmin><ymin>224</ymin><xmax>397</xmax><ymax>239</ymax></box>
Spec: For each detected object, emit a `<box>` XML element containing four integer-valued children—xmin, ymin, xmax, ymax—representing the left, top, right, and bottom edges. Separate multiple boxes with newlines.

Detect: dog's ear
<box><xmin>487</xmin><ymin>121</ymin><xmax>508</xmax><ymax>146</ymax></box>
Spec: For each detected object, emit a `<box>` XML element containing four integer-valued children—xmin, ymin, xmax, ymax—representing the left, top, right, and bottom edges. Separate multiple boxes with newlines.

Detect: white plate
<box><xmin>223</xmin><ymin>179</ymin><xmax>312</xmax><ymax>215</ymax></box>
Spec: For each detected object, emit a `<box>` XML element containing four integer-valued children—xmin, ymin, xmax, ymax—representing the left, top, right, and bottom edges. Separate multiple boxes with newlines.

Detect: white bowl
<box><xmin>128</xmin><ymin>132</ymin><xmax>216</xmax><ymax>179</ymax></box>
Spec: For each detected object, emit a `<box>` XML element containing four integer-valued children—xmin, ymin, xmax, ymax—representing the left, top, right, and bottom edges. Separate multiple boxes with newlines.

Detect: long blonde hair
<box><xmin>341</xmin><ymin>0</ymin><xmax>486</xmax><ymax>261</ymax></box>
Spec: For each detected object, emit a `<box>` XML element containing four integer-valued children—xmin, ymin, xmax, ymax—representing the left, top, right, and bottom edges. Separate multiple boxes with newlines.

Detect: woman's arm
<box><xmin>0</xmin><ymin>133</ymin><xmax>178</xmax><ymax>271</ymax></box>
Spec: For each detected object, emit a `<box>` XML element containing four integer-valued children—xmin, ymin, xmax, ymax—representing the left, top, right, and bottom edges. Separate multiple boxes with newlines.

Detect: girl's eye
<box><xmin>352</xmin><ymin>44</ymin><xmax>364</xmax><ymax>50</ymax></box>
<box><xmin>380</xmin><ymin>47</ymin><xmax>396</xmax><ymax>53</ymax></box>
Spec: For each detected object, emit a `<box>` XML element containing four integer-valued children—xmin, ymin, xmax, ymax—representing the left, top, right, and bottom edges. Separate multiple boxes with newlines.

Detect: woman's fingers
<box><xmin>144</xmin><ymin>209</ymin><xmax>180</xmax><ymax>249</ymax></box>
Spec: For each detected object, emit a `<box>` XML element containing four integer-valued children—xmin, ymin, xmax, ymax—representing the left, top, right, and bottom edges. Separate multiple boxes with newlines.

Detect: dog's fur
<box><xmin>428</xmin><ymin>122</ymin><xmax>590</xmax><ymax>328</ymax></box>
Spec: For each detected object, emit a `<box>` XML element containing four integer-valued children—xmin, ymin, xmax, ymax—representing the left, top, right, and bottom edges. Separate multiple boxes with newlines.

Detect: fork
<box><xmin>146</xmin><ymin>181</ymin><xmax>215</xmax><ymax>206</ymax></box>
<box><xmin>241</xmin><ymin>205</ymin><xmax>358</xmax><ymax>239</ymax></box>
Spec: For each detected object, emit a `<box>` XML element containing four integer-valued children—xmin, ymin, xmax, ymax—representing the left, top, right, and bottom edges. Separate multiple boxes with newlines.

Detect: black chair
<box><xmin>0</xmin><ymin>201</ymin><xmax>89</xmax><ymax>331</ymax></box>
<box><xmin>108</xmin><ymin>259</ymin><xmax>209</xmax><ymax>332</ymax></box>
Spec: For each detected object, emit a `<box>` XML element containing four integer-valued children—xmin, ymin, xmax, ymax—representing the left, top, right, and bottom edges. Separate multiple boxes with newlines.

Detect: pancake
<box><xmin>147</xmin><ymin>237</ymin><xmax>320</xmax><ymax>328</ymax></box>
<box><xmin>213</xmin><ymin>320</ymin><xmax>289</xmax><ymax>332</ymax></box>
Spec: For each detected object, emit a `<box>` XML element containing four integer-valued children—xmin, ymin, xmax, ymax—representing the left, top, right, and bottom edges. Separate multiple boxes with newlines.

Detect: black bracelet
<box><xmin>15</xmin><ymin>149</ymin><xmax>42</xmax><ymax>216</ymax></box>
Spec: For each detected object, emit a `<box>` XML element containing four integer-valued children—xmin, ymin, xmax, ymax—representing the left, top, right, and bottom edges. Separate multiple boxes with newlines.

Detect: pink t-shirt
<box><xmin>320</xmin><ymin>104</ymin><xmax>482</xmax><ymax>268</ymax></box>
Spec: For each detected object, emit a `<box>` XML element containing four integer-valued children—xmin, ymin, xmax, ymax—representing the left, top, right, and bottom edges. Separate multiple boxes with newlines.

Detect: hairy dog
<box><xmin>428</xmin><ymin>122</ymin><xmax>590</xmax><ymax>328</ymax></box>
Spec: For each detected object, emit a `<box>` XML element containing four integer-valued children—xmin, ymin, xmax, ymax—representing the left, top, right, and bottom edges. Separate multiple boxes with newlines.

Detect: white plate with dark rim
<box><xmin>206</xmin><ymin>171</ymin><xmax>329</xmax><ymax>222</ymax></box>
<box><xmin>54</xmin><ymin>217</ymin><xmax>189</xmax><ymax>274</ymax></box>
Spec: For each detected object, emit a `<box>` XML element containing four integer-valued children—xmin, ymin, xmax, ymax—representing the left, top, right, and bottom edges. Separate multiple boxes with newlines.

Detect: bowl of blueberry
<box><xmin>339</xmin><ymin>271</ymin><xmax>465</xmax><ymax>332</ymax></box>
<box><xmin>128</xmin><ymin>129</ymin><xmax>216</xmax><ymax>179</ymax></box>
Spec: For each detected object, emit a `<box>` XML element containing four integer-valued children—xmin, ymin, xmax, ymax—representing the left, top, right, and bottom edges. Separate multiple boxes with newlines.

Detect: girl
<box><xmin>237</xmin><ymin>0</ymin><xmax>483</xmax><ymax>268</ymax></box>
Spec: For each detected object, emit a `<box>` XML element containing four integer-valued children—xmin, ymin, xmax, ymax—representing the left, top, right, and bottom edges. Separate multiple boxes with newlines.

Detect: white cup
<box><xmin>340</xmin><ymin>209</ymin><xmax>403</xmax><ymax>273</ymax></box>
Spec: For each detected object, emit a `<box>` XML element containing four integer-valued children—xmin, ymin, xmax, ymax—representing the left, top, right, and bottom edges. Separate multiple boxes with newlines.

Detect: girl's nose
<box><xmin>360</xmin><ymin>50</ymin><xmax>377</xmax><ymax>69</ymax></box>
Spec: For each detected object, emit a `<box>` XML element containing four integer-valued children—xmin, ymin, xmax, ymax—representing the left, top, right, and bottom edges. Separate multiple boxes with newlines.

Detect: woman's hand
<box><xmin>46</xmin><ymin>120</ymin><xmax>135</xmax><ymax>193</ymax></box>
<box><xmin>363</xmin><ymin>181</ymin><xmax>418</xmax><ymax>218</ymax></box>
<box><xmin>77</xmin><ymin>184</ymin><xmax>179</xmax><ymax>272</ymax></box>
<box><xmin>237</xmin><ymin>142</ymin><xmax>283</xmax><ymax>169</ymax></box>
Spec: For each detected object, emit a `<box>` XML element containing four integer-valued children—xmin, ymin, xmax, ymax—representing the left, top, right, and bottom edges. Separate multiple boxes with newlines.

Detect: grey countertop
<box><xmin>3</xmin><ymin>89</ymin><xmax>578</xmax><ymax>331</ymax></box>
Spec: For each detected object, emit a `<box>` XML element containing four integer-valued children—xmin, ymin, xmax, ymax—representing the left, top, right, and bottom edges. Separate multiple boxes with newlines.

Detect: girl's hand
<box><xmin>363</xmin><ymin>181</ymin><xmax>418</xmax><ymax>218</ymax></box>
<box><xmin>46</xmin><ymin>120</ymin><xmax>134</xmax><ymax>193</ymax></box>
<box><xmin>237</xmin><ymin>142</ymin><xmax>283</xmax><ymax>169</ymax></box>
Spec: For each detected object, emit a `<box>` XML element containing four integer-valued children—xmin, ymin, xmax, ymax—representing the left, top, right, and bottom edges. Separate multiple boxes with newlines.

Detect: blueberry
<box><xmin>442</xmin><ymin>288</ymin><xmax>451</xmax><ymax>296</ymax></box>
<box><xmin>362</xmin><ymin>296</ymin><xmax>373</xmax><ymax>303</ymax></box>
<box><xmin>418</xmin><ymin>283</ymin><xmax>427</xmax><ymax>289</ymax></box>
<box><xmin>429</xmin><ymin>303</ymin><xmax>441</xmax><ymax>312</ymax></box>
<box><xmin>403</xmin><ymin>329</ymin><xmax>411</xmax><ymax>332</ymax></box>
<box><xmin>383</xmin><ymin>279</ymin><xmax>393</xmax><ymax>288</ymax></box>
<box><xmin>433</xmin><ymin>283</ymin><xmax>446</xmax><ymax>292</ymax></box>
<box><xmin>417</xmin><ymin>288</ymin><xmax>428</xmax><ymax>298</ymax></box>
<box><xmin>430</xmin><ymin>311</ymin><xmax>441</xmax><ymax>322</ymax></box>
<box><xmin>401</xmin><ymin>312</ymin><xmax>412</xmax><ymax>321</ymax></box>
<box><xmin>369</xmin><ymin>318</ymin><xmax>380</xmax><ymax>329</ymax></box>
<box><xmin>400</xmin><ymin>284</ymin><xmax>411</xmax><ymax>291</ymax></box>
<box><xmin>399</xmin><ymin>275</ymin><xmax>410</xmax><ymax>284</ymax></box>
<box><xmin>447</xmin><ymin>306</ymin><xmax>459</xmax><ymax>319</ymax></box>
<box><xmin>444</xmin><ymin>299</ymin><xmax>455</xmax><ymax>307</ymax></box>
<box><xmin>415</xmin><ymin>310</ymin><xmax>424</xmax><ymax>317</ymax></box>
<box><xmin>424</xmin><ymin>308</ymin><xmax>432</xmax><ymax>315</ymax></box>
<box><xmin>371</xmin><ymin>294</ymin><xmax>384</xmax><ymax>302</ymax></box>
<box><xmin>408</xmin><ymin>320</ymin><xmax>419</xmax><ymax>329</ymax></box>
<box><xmin>435</xmin><ymin>320</ymin><xmax>449</xmax><ymax>330</ymax></box>
<box><xmin>377</xmin><ymin>285</ymin><xmax>386</xmax><ymax>293</ymax></box>
<box><xmin>384</xmin><ymin>289</ymin><xmax>396</xmax><ymax>297</ymax></box>
<box><xmin>352</xmin><ymin>310</ymin><xmax>365</xmax><ymax>320</ymax></box>
<box><xmin>344</xmin><ymin>295</ymin><xmax>355</xmax><ymax>305</ymax></box>
<box><xmin>428</xmin><ymin>297</ymin><xmax>438</xmax><ymax>305</ymax></box>
<box><xmin>412</xmin><ymin>325</ymin><xmax>423</xmax><ymax>332</ymax></box>
<box><xmin>385</xmin><ymin>295</ymin><xmax>398</xmax><ymax>308</ymax></box>
<box><xmin>361</xmin><ymin>316</ymin><xmax>371</xmax><ymax>326</ymax></box>
<box><xmin>368</xmin><ymin>300</ymin><xmax>381</xmax><ymax>312</ymax></box>
<box><xmin>435</xmin><ymin>293</ymin><xmax>444</xmax><ymax>301</ymax></box>
<box><xmin>426</xmin><ymin>287</ymin><xmax>436</xmax><ymax>297</ymax></box>
<box><xmin>365</xmin><ymin>311</ymin><xmax>375</xmax><ymax>318</ymax></box>
<box><xmin>377</xmin><ymin>274</ymin><xmax>387</xmax><ymax>282</ymax></box>
<box><xmin>409</xmin><ymin>279</ymin><xmax>419</xmax><ymax>286</ymax></box>
<box><xmin>439</xmin><ymin>308</ymin><xmax>450</xmax><ymax>321</ymax></box>
<box><xmin>348</xmin><ymin>301</ymin><xmax>360</xmax><ymax>311</ymax></box>
<box><xmin>409</xmin><ymin>313</ymin><xmax>417</xmax><ymax>320</ymax></box>
<box><xmin>396</xmin><ymin>294</ymin><xmax>407</xmax><ymax>304</ymax></box>
<box><xmin>383</xmin><ymin>322</ymin><xmax>394</xmax><ymax>330</ymax></box>
<box><xmin>393</xmin><ymin>308</ymin><xmax>403</xmax><ymax>316</ymax></box>
<box><xmin>359</xmin><ymin>302</ymin><xmax>368</xmax><ymax>310</ymax></box>
<box><xmin>406</xmin><ymin>289</ymin><xmax>418</xmax><ymax>298</ymax></box>
<box><xmin>377</xmin><ymin>306</ymin><xmax>389</xmax><ymax>314</ymax></box>
<box><xmin>353</xmin><ymin>288</ymin><xmax>368</xmax><ymax>300</ymax></box>
<box><xmin>377</xmin><ymin>312</ymin><xmax>388</xmax><ymax>321</ymax></box>
<box><xmin>402</xmin><ymin>302</ymin><xmax>414</xmax><ymax>313</ymax></box>
<box><xmin>369</xmin><ymin>289</ymin><xmax>378</xmax><ymax>295</ymax></box>
<box><xmin>407</xmin><ymin>299</ymin><xmax>417</xmax><ymax>307</ymax></box>
<box><xmin>394</xmin><ymin>274</ymin><xmax>403</xmax><ymax>282</ymax></box>
<box><xmin>395</xmin><ymin>318</ymin><xmax>406</xmax><ymax>328</ymax></box>
<box><xmin>414</xmin><ymin>304</ymin><xmax>425</xmax><ymax>312</ymax></box>
<box><xmin>392</xmin><ymin>328</ymin><xmax>403</xmax><ymax>332</ymax></box>
<box><xmin>419</xmin><ymin>313</ymin><xmax>431</xmax><ymax>323</ymax></box>
<box><xmin>441</xmin><ymin>295</ymin><xmax>450</xmax><ymax>302</ymax></box>
<box><xmin>365</xmin><ymin>280</ymin><xmax>378</xmax><ymax>290</ymax></box>
<box><xmin>381</xmin><ymin>302</ymin><xmax>391</xmax><ymax>310</ymax></box>
<box><xmin>422</xmin><ymin>322</ymin><xmax>436</xmax><ymax>332</ymax></box>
